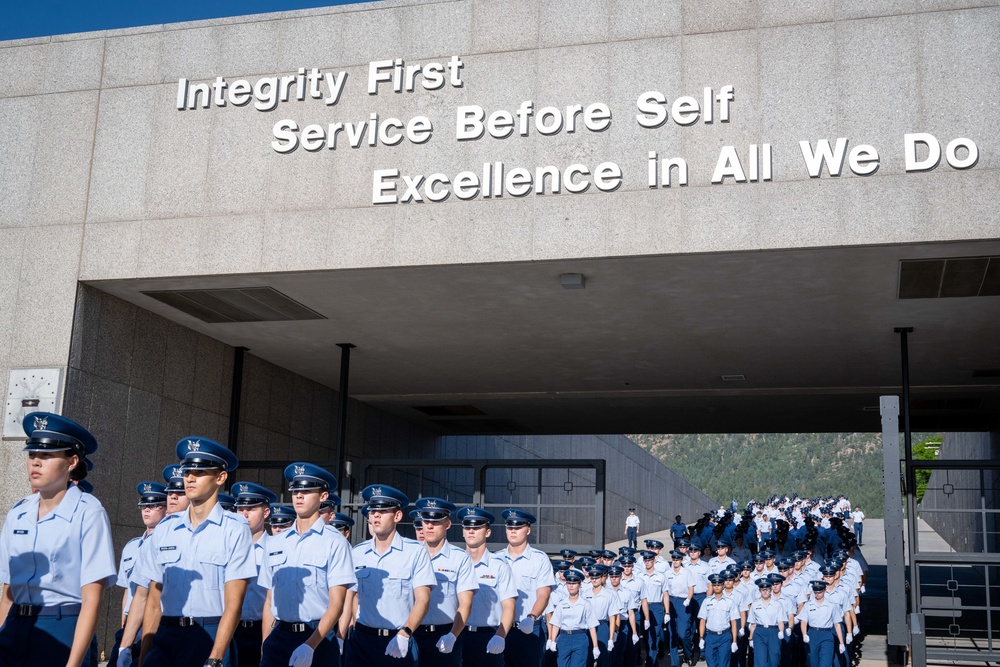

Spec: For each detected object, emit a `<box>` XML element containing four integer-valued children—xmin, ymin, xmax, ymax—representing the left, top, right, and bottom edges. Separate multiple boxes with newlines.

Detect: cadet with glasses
<box><xmin>0</xmin><ymin>412</ymin><xmax>116</xmax><ymax>667</ymax></box>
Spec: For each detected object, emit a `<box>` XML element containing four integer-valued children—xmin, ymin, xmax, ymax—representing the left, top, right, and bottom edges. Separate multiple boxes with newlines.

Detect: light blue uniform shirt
<box><xmin>748</xmin><ymin>599</ymin><xmax>783</xmax><ymax>627</ymax></box>
<box><xmin>795</xmin><ymin>598</ymin><xmax>840</xmax><ymax>629</ymax></box>
<box><xmin>241</xmin><ymin>533</ymin><xmax>268</xmax><ymax>621</ymax></box>
<box><xmin>550</xmin><ymin>597</ymin><xmax>598</xmax><ymax>631</ymax></box>
<box><xmin>708</xmin><ymin>556</ymin><xmax>737</xmax><ymax>575</ymax></box>
<box><xmin>424</xmin><ymin>541</ymin><xmax>479</xmax><ymax>625</ymax></box>
<box><xmin>686</xmin><ymin>560</ymin><xmax>711</xmax><ymax>594</ymax></box>
<box><xmin>467</xmin><ymin>549</ymin><xmax>517</xmax><ymax>628</ymax></box>
<box><xmin>0</xmin><ymin>485</ymin><xmax>116</xmax><ymax>605</ymax></box>
<box><xmin>612</xmin><ymin>582</ymin><xmax>640</xmax><ymax>616</ymax></box>
<box><xmin>697</xmin><ymin>595</ymin><xmax>740</xmax><ymax>632</ymax></box>
<box><xmin>638</xmin><ymin>570</ymin><xmax>664</xmax><ymax>603</ymax></box>
<box><xmin>583</xmin><ymin>586</ymin><xmax>623</xmax><ymax>622</ymax></box>
<box><xmin>771</xmin><ymin>593</ymin><xmax>796</xmax><ymax>622</ymax></box>
<box><xmin>259</xmin><ymin>518</ymin><xmax>356</xmax><ymax>622</ymax></box>
<box><xmin>137</xmin><ymin>502</ymin><xmax>256</xmax><ymax>617</ymax></box>
<box><xmin>663</xmin><ymin>567</ymin><xmax>693</xmax><ymax>598</ymax></box>
<box><xmin>352</xmin><ymin>531</ymin><xmax>437</xmax><ymax>629</ymax></box>
<box><xmin>117</xmin><ymin>533</ymin><xmax>147</xmax><ymax>614</ymax></box>
<box><xmin>496</xmin><ymin>544</ymin><xmax>556</xmax><ymax>619</ymax></box>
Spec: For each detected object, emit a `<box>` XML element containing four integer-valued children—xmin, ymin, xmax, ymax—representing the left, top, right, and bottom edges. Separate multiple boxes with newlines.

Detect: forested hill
<box><xmin>628</xmin><ymin>433</ymin><xmax>923</xmax><ymax>519</ymax></box>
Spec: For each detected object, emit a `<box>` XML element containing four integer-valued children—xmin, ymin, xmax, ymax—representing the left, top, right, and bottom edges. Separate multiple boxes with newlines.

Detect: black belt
<box><xmin>706</xmin><ymin>629</ymin><xmax>728</xmax><ymax>636</ymax></box>
<box><xmin>355</xmin><ymin>623</ymin><xmax>396</xmax><ymax>637</ymax></box>
<box><xmin>562</xmin><ymin>629</ymin><xmax>586</xmax><ymax>635</ymax></box>
<box><xmin>240</xmin><ymin>619</ymin><xmax>261</xmax><ymax>628</ymax></box>
<box><xmin>275</xmin><ymin>620</ymin><xmax>318</xmax><ymax>633</ymax></box>
<box><xmin>465</xmin><ymin>625</ymin><xmax>497</xmax><ymax>633</ymax></box>
<box><xmin>417</xmin><ymin>624</ymin><xmax>451</xmax><ymax>633</ymax></box>
<box><xmin>17</xmin><ymin>604</ymin><xmax>81</xmax><ymax>617</ymax></box>
<box><xmin>160</xmin><ymin>616</ymin><xmax>222</xmax><ymax>627</ymax></box>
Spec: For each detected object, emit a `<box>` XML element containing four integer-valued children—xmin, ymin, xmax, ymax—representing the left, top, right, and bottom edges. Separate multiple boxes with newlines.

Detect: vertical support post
<box><xmin>333</xmin><ymin>343</ymin><xmax>355</xmax><ymax>486</ymax></box>
<box><xmin>881</xmin><ymin>395</ymin><xmax>909</xmax><ymax>648</ymax></box>
<box><xmin>895</xmin><ymin>327</ymin><xmax>920</xmax><ymax>616</ymax></box>
<box><xmin>228</xmin><ymin>347</ymin><xmax>248</xmax><ymax>456</ymax></box>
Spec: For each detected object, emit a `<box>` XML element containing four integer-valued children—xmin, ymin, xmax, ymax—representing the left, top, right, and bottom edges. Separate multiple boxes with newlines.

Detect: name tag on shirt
<box><xmin>160</xmin><ymin>546</ymin><xmax>177</xmax><ymax>551</ymax></box>
<box><xmin>269</xmin><ymin>550</ymin><xmax>284</xmax><ymax>557</ymax></box>
<box><xmin>13</xmin><ymin>530</ymin><xmax>28</xmax><ymax>535</ymax></box>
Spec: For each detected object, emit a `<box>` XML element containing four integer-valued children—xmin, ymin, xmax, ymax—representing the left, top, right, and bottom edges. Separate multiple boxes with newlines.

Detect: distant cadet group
<box><xmin>0</xmin><ymin>413</ymin><xmax>869</xmax><ymax>667</ymax></box>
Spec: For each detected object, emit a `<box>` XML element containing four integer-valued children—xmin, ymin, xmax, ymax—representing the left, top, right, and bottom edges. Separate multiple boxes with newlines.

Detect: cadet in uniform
<box><xmin>625</xmin><ymin>510</ymin><xmax>640</xmax><ymax>550</ymax></box>
<box><xmin>412</xmin><ymin>497</ymin><xmax>478</xmax><ymax>666</ymax></box>
<box><xmin>583</xmin><ymin>564</ymin><xmax>622</xmax><ymax>667</ymax></box>
<box><xmin>164</xmin><ymin>464</ymin><xmax>191</xmax><ymax>515</ymax></box>
<box><xmin>331</xmin><ymin>512</ymin><xmax>355</xmax><ymax>540</ymax></box>
<box><xmin>457</xmin><ymin>507</ymin><xmax>515</xmax><ymax>666</ymax></box>
<box><xmin>497</xmin><ymin>508</ymin><xmax>556</xmax><ymax>667</ymax></box>
<box><xmin>0</xmin><ymin>412</ymin><xmax>116</xmax><ymax>667</ymax></box>
<box><xmin>269</xmin><ymin>505</ymin><xmax>295</xmax><ymax>534</ymax></box>
<box><xmin>669</xmin><ymin>516</ymin><xmax>687</xmax><ymax>550</ymax></box>
<box><xmin>219</xmin><ymin>494</ymin><xmax>237</xmax><ymax>512</ymax></box>
<box><xmin>232</xmin><ymin>481</ymin><xmax>278</xmax><ymax>667</ymax></box>
<box><xmin>707</xmin><ymin>540</ymin><xmax>736</xmax><ymax>575</ymax></box>
<box><xmin>259</xmin><ymin>463</ymin><xmax>355</xmax><ymax>667</ymax></box>
<box><xmin>662</xmin><ymin>550</ymin><xmax>693</xmax><ymax>667</ymax></box>
<box><xmin>545</xmin><ymin>569</ymin><xmax>600</xmax><ymax>667</ymax></box>
<box><xmin>684</xmin><ymin>541</ymin><xmax>710</xmax><ymax>663</ymax></box>
<box><xmin>606</xmin><ymin>564</ymin><xmax>639</xmax><ymax>667</ymax></box>
<box><xmin>347</xmin><ymin>484</ymin><xmax>436</xmax><ymax>667</ymax></box>
<box><xmin>637</xmin><ymin>550</ymin><xmax>666</xmax><ymax>666</ymax></box>
<box><xmin>137</xmin><ymin>437</ymin><xmax>256</xmax><ymax>667</ymax></box>
<box><xmin>695</xmin><ymin>574</ymin><xmax>739</xmax><ymax>667</ymax></box>
<box><xmin>109</xmin><ymin>482</ymin><xmax>168</xmax><ymax>667</ymax></box>
<box><xmin>410</xmin><ymin>511</ymin><xmax>425</xmax><ymax>543</ymax></box>
<box><xmin>796</xmin><ymin>581</ymin><xmax>845</xmax><ymax>667</ymax></box>
<box><xmin>746</xmin><ymin>579</ymin><xmax>785</xmax><ymax>667</ymax></box>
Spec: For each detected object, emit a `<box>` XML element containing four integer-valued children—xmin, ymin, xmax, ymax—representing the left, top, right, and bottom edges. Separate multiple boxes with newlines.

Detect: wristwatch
<box><xmin>399</xmin><ymin>626</ymin><xmax>413</xmax><ymax>637</ymax></box>
<box><xmin>204</xmin><ymin>660</ymin><xmax>223</xmax><ymax>667</ymax></box>
<box><xmin>527</xmin><ymin>613</ymin><xmax>537</xmax><ymax>621</ymax></box>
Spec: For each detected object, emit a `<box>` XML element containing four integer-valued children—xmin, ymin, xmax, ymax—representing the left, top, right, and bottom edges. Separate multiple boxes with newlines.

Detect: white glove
<box><xmin>699</xmin><ymin>638</ymin><xmax>705</xmax><ymax>650</ymax></box>
<box><xmin>337</xmin><ymin>637</ymin><xmax>344</xmax><ymax>654</ymax></box>
<box><xmin>860</xmin><ymin>585</ymin><xmax>866</xmax><ymax>594</ymax></box>
<box><xmin>632</xmin><ymin>633</ymin><xmax>640</xmax><ymax>645</ymax></box>
<box><xmin>592</xmin><ymin>647</ymin><xmax>601</xmax><ymax>660</ymax></box>
<box><xmin>731</xmin><ymin>641</ymin><xmax>738</xmax><ymax>653</ymax></box>
<box><xmin>749</xmin><ymin>640</ymin><xmax>754</xmax><ymax>649</ymax></box>
<box><xmin>385</xmin><ymin>634</ymin><xmax>409</xmax><ymax>659</ymax></box>
<box><xmin>845</xmin><ymin>632</ymin><xmax>852</xmax><ymax>645</ymax></box>
<box><xmin>785</xmin><ymin>627</ymin><xmax>792</xmax><ymax>637</ymax></box>
<box><xmin>644</xmin><ymin>619</ymin><xmax>650</xmax><ymax>630</ymax></box>
<box><xmin>117</xmin><ymin>648</ymin><xmax>132</xmax><ymax>667</ymax></box>
<box><xmin>803</xmin><ymin>633</ymin><xmax>810</xmax><ymax>644</ymax></box>
<box><xmin>839</xmin><ymin>644</ymin><xmax>845</xmax><ymax>654</ymax></box>
<box><xmin>853</xmin><ymin>625</ymin><xmax>860</xmax><ymax>636</ymax></box>
<box><xmin>519</xmin><ymin>617</ymin><xmax>536</xmax><ymax>634</ymax></box>
<box><xmin>546</xmin><ymin>639</ymin><xmax>558</xmax><ymax>652</ymax></box>
<box><xmin>436</xmin><ymin>633</ymin><xmax>456</xmax><ymax>654</ymax></box>
<box><xmin>289</xmin><ymin>643</ymin><xmax>315</xmax><ymax>667</ymax></box>
<box><xmin>738</xmin><ymin>627</ymin><xmax>745</xmax><ymax>637</ymax></box>
<box><xmin>607</xmin><ymin>639</ymin><xmax>615</xmax><ymax>651</ymax></box>
<box><xmin>664</xmin><ymin>614</ymin><xmax>671</xmax><ymax>624</ymax></box>
<box><xmin>683</xmin><ymin>599</ymin><xmax>690</xmax><ymax>607</ymax></box>
<box><xmin>486</xmin><ymin>635</ymin><xmax>505</xmax><ymax>654</ymax></box>
<box><xmin>854</xmin><ymin>605</ymin><xmax>861</xmax><ymax>614</ymax></box>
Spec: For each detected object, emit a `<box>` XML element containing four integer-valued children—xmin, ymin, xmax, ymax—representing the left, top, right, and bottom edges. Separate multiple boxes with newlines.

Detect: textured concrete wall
<box><xmin>920</xmin><ymin>431</ymin><xmax>1000</xmax><ymax>554</ymax></box>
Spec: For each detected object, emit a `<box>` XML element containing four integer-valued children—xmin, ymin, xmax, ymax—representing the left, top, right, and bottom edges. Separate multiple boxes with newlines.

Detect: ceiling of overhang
<box><xmin>88</xmin><ymin>239</ymin><xmax>1000</xmax><ymax>434</ymax></box>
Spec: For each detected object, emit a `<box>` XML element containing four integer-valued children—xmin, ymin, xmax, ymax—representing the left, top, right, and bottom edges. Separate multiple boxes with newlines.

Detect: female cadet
<box><xmin>795</xmin><ymin>581</ymin><xmax>846</xmax><ymax>667</ymax></box>
<box><xmin>545</xmin><ymin>569</ymin><xmax>600</xmax><ymax>667</ymax></box>
<box><xmin>746</xmin><ymin>579</ymin><xmax>785</xmax><ymax>667</ymax></box>
<box><xmin>0</xmin><ymin>412</ymin><xmax>117</xmax><ymax>667</ymax></box>
<box><xmin>582</xmin><ymin>564</ymin><xmax>622</xmax><ymax>667</ymax></box>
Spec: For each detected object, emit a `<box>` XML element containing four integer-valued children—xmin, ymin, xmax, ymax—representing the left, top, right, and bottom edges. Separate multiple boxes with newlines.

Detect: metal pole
<box><xmin>228</xmin><ymin>347</ymin><xmax>248</xmax><ymax>456</ymax></box>
<box><xmin>333</xmin><ymin>343</ymin><xmax>355</xmax><ymax>485</ymax></box>
<box><xmin>881</xmin><ymin>395</ymin><xmax>909</xmax><ymax>649</ymax></box>
<box><xmin>895</xmin><ymin>328</ymin><xmax>921</xmax><ymax>619</ymax></box>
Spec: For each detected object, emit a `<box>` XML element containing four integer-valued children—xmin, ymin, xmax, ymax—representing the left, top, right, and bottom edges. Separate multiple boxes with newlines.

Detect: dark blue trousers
<box><xmin>806</xmin><ymin>627</ymin><xmax>834</xmax><ymax>667</ymax></box>
<box><xmin>703</xmin><ymin>630</ymin><xmax>730</xmax><ymax>667</ymax></box>
<box><xmin>0</xmin><ymin>613</ymin><xmax>98</xmax><ymax>667</ymax></box>
<box><xmin>261</xmin><ymin>624</ymin><xmax>339</xmax><ymax>667</ymax></box>
<box><xmin>415</xmin><ymin>626</ymin><xmax>462</xmax><ymax>667</ymax></box>
<box><xmin>595</xmin><ymin>620</ymin><xmax>611</xmax><ymax>667</ymax></box>
<box><xmin>235</xmin><ymin>621</ymin><xmax>263</xmax><ymax>667</ymax></box>
<box><xmin>108</xmin><ymin>621</ymin><xmax>142</xmax><ymax>667</ymax></box>
<box><xmin>346</xmin><ymin>629</ymin><xmax>417</xmax><ymax>667</ymax></box>
<box><xmin>752</xmin><ymin>626</ymin><xmax>780</xmax><ymax>667</ymax></box>
<box><xmin>612</xmin><ymin>621</ymin><xmax>630</xmax><ymax>667</ymax></box>
<box><xmin>667</xmin><ymin>596</ymin><xmax>690</xmax><ymax>665</ymax></box>
<box><xmin>144</xmin><ymin>622</ymin><xmax>236</xmax><ymax>667</ymax></box>
<box><xmin>462</xmin><ymin>627</ymin><xmax>504</xmax><ymax>667</ymax></box>
<box><xmin>556</xmin><ymin>631</ymin><xmax>589</xmax><ymax>667</ymax></box>
<box><xmin>645</xmin><ymin>602</ymin><xmax>665</xmax><ymax>667</ymax></box>
<box><xmin>506</xmin><ymin>618</ymin><xmax>545</xmax><ymax>667</ymax></box>
<box><xmin>689</xmin><ymin>593</ymin><xmax>706</xmax><ymax>658</ymax></box>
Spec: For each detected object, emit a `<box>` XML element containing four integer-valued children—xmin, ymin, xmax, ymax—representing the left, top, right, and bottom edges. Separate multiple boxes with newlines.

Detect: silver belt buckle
<box><xmin>179</xmin><ymin>617</ymin><xmax>195</xmax><ymax>627</ymax></box>
<box><xmin>467</xmin><ymin>625</ymin><xmax>478</xmax><ymax>632</ymax></box>
<box><xmin>17</xmin><ymin>604</ymin><xmax>34</xmax><ymax>616</ymax></box>
<box><xmin>292</xmin><ymin>622</ymin><xmax>307</xmax><ymax>632</ymax></box>
<box><xmin>378</xmin><ymin>628</ymin><xmax>391</xmax><ymax>637</ymax></box>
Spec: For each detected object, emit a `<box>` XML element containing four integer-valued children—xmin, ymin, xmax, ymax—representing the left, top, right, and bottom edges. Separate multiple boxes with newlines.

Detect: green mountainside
<box><xmin>628</xmin><ymin>433</ymin><xmax>937</xmax><ymax>519</ymax></box>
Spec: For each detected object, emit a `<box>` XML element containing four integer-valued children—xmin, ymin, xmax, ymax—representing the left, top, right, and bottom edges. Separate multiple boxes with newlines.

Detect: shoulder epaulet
<box><xmin>126</xmin><ymin>535</ymin><xmax>144</xmax><ymax>546</ymax></box>
<box><xmin>12</xmin><ymin>497</ymin><xmax>27</xmax><ymax>508</ymax></box>
<box><xmin>223</xmin><ymin>511</ymin><xmax>249</xmax><ymax>525</ymax></box>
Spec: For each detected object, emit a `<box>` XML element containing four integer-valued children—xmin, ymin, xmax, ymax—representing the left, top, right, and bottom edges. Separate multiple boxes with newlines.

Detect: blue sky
<box><xmin>0</xmin><ymin>0</ymin><xmax>374</xmax><ymax>41</ymax></box>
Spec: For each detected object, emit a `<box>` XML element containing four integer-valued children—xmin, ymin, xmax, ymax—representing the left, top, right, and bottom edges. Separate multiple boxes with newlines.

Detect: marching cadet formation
<box><xmin>0</xmin><ymin>414</ymin><xmax>869</xmax><ymax>667</ymax></box>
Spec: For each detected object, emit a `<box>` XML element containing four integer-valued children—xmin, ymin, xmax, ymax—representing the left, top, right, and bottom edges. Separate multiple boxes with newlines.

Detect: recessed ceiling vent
<box><xmin>143</xmin><ymin>287</ymin><xmax>325</xmax><ymax>323</ymax></box>
<box><xmin>898</xmin><ymin>256</ymin><xmax>1000</xmax><ymax>299</ymax></box>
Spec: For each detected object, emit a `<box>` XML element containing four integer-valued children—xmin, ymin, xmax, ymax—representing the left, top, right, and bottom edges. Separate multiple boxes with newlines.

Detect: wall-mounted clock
<box><xmin>4</xmin><ymin>368</ymin><xmax>63</xmax><ymax>439</ymax></box>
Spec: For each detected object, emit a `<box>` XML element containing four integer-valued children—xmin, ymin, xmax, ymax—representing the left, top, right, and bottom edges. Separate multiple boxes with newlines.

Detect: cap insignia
<box><xmin>427</xmin><ymin>499</ymin><xmax>438</xmax><ymax>507</ymax></box>
<box><xmin>372</xmin><ymin>487</ymin><xmax>383</xmax><ymax>497</ymax></box>
<box><xmin>142</xmin><ymin>483</ymin><xmax>152</xmax><ymax>493</ymax></box>
<box><xmin>294</xmin><ymin>464</ymin><xmax>306</xmax><ymax>476</ymax></box>
<box><xmin>188</xmin><ymin>439</ymin><xmax>201</xmax><ymax>452</ymax></box>
<box><xmin>238</xmin><ymin>484</ymin><xmax>248</xmax><ymax>494</ymax></box>
<box><xmin>33</xmin><ymin>416</ymin><xmax>48</xmax><ymax>431</ymax></box>
<box><xmin>172</xmin><ymin>467</ymin><xmax>182</xmax><ymax>478</ymax></box>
